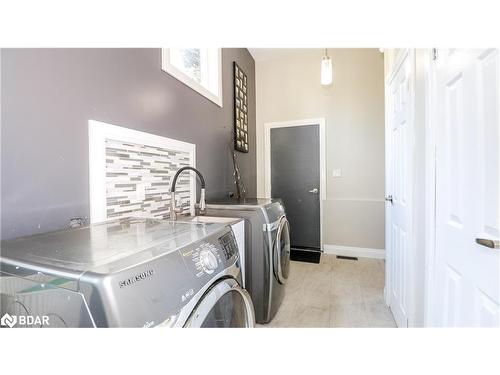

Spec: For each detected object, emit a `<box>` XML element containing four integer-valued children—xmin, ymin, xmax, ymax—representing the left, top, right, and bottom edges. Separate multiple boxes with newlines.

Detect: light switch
<box><xmin>332</xmin><ymin>169</ymin><xmax>342</xmax><ymax>178</ymax></box>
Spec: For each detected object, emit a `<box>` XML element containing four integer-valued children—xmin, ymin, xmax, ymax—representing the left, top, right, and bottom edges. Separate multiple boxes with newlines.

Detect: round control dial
<box><xmin>199</xmin><ymin>249</ymin><xmax>218</xmax><ymax>274</ymax></box>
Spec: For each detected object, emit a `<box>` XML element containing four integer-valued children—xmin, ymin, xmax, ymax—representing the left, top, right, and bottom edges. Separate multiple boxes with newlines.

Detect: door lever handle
<box><xmin>385</xmin><ymin>195</ymin><xmax>393</xmax><ymax>204</ymax></box>
<box><xmin>308</xmin><ymin>188</ymin><xmax>319</xmax><ymax>194</ymax></box>
<box><xmin>475</xmin><ymin>238</ymin><xmax>499</xmax><ymax>249</ymax></box>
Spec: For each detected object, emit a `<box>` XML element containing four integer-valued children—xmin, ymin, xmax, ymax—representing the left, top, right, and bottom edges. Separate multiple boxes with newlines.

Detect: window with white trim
<box><xmin>161</xmin><ymin>48</ymin><xmax>222</xmax><ymax>107</ymax></box>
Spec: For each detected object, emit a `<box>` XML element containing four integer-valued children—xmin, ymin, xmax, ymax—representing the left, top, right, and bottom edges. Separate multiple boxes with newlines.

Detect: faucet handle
<box><xmin>169</xmin><ymin>206</ymin><xmax>183</xmax><ymax>220</ymax></box>
<box><xmin>169</xmin><ymin>191</ymin><xmax>184</xmax><ymax>220</ymax></box>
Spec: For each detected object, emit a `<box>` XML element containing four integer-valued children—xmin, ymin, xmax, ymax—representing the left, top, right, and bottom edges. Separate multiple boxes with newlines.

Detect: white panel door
<box><xmin>386</xmin><ymin>50</ymin><xmax>413</xmax><ymax>328</ymax></box>
<box><xmin>432</xmin><ymin>49</ymin><xmax>499</xmax><ymax>327</ymax></box>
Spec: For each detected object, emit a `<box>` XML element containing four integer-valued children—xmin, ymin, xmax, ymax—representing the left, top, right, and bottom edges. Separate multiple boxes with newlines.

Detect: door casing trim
<box><xmin>263</xmin><ymin>117</ymin><xmax>326</xmax><ymax>250</ymax></box>
<box><xmin>423</xmin><ymin>49</ymin><xmax>437</xmax><ymax>327</ymax></box>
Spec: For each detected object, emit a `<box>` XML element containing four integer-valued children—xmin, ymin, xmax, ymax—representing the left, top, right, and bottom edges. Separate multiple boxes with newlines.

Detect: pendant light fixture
<box><xmin>321</xmin><ymin>48</ymin><xmax>333</xmax><ymax>85</ymax></box>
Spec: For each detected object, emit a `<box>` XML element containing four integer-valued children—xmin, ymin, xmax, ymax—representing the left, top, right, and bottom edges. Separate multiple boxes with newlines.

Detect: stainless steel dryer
<box><xmin>203</xmin><ymin>198</ymin><xmax>291</xmax><ymax>323</ymax></box>
<box><xmin>0</xmin><ymin>217</ymin><xmax>254</xmax><ymax>328</ymax></box>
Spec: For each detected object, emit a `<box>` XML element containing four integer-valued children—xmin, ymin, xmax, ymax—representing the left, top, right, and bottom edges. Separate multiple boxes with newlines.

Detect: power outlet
<box><xmin>332</xmin><ymin>169</ymin><xmax>342</xmax><ymax>178</ymax></box>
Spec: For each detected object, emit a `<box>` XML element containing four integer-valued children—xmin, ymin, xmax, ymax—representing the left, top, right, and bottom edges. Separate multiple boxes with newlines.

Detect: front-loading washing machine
<box><xmin>203</xmin><ymin>198</ymin><xmax>291</xmax><ymax>324</ymax></box>
<box><xmin>0</xmin><ymin>217</ymin><xmax>254</xmax><ymax>328</ymax></box>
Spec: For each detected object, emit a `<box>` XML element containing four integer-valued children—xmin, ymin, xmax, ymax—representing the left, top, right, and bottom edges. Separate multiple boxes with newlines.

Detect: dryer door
<box><xmin>273</xmin><ymin>216</ymin><xmax>291</xmax><ymax>284</ymax></box>
<box><xmin>184</xmin><ymin>278</ymin><xmax>255</xmax><ymax>328</ymax></box>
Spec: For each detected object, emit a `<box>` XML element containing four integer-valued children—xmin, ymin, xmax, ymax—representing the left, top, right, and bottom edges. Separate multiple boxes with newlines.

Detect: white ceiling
<box><xmin>248</xmin><ymin>48</ymin><xmax>320</xmax><ymax>62</ymax></box>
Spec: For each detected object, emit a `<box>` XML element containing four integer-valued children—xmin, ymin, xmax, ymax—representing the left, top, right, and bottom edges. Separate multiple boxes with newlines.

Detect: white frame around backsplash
<box><xmin>88</xmin><ymin>119</ymin><xmax>196</xmax><ymax>223</ymax></box>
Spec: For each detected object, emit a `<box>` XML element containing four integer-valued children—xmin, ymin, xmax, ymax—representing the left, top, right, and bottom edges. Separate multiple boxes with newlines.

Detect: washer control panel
<box><xmin>190</xmin><ymin>242</ymin><xmax>222</xmax><ymax>277</ymax></box>
<box><xmin>218</xmin><ymin>231</ymin><xmax>239</xmax><ymax>260</ymax></box>
<box><xmin>199</xmin><ymin>248</ymin><xmax>218</xmax><ymax>274</ymax></box>
<box><xmin>179</xmin><ymin>228</ymin><xmax>239</xmax><ymax>280</ymax></box>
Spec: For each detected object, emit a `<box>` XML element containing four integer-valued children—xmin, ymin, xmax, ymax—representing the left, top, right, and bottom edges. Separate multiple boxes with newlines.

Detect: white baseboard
<box><xmin>323</xmin><ymin>244</ymin><xmax>385</xmax><ymax>259</ymax></box>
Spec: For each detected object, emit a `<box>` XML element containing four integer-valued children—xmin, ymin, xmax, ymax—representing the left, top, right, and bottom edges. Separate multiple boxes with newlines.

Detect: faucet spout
<box><xmin>170</xmin><ymin>166</ymin><xmax>206</xmax><ymax>220</ymax></box>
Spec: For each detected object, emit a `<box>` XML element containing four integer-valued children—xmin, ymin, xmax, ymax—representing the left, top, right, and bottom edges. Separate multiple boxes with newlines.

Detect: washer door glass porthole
<box><xmin>185</xmin><ymin>278</ymin><xmax>255</xmax><ymax>328</ymax></box>
<box><xmin>274</xmin><ymin>217</ymin><xmax>291</xmax><ymax>284</ymax></box>
<box><xmin>200</xmin><ymin>289</ymin><xmax>247</xmax><ymax>328</ymax></box>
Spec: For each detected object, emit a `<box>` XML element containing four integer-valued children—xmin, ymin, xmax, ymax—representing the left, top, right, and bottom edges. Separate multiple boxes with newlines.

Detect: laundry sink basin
<box><xmin>180</xmin><ymin>215</ymin><xmax>241</xmax><ymax>224</ymax></box>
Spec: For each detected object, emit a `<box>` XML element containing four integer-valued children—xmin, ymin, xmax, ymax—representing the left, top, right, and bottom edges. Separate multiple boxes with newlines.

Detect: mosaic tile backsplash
<box><xmin>105</xmin><ymin>138</ymin><xmax>192</xmax><ymax>220</ymax></box>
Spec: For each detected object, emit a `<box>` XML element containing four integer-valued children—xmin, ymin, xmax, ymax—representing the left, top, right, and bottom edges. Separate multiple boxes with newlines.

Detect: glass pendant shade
<box><xmin>321</xmin><ymin>56</ymin><xmax>333</xmax><ymax>85</ymax></box>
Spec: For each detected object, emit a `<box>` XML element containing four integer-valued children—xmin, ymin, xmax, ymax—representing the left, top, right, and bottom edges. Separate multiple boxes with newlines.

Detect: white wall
<box><xmin>255</xmin><ymin>49</ymin><xmax>385</xmax><ymax>249</ymax></box>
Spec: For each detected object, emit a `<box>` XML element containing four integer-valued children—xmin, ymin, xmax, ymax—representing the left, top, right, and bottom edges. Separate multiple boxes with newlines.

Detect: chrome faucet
<box><xmin>169</xmin><ymin>166</ymin><xmax>206</xmax><ymax>221</ymax></box>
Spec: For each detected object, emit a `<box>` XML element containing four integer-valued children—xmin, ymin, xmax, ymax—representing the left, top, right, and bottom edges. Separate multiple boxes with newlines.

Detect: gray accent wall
<box><xmin>0</xmin><ymin>48</ymin><xmax>256</xmax><ymax>240</ymax></box>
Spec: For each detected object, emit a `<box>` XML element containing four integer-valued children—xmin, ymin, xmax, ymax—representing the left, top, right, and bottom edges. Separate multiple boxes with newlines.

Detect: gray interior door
<box><xmin>271</xmin><ymin>125</ymin><xmax>320</xmax><ymax>250</ymax></box>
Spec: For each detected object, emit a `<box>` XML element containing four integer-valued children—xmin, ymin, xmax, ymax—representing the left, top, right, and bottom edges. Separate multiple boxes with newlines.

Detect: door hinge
<box><xmin>432</xmin><ymin>48</ymin><xmax>438</xmax><ymax>61</ymax></box>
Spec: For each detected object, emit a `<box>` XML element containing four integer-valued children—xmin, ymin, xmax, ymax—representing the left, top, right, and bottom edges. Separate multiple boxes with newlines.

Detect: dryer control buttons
<box><xmin>218</xmin><ymin>232</ymin><xmax>238</xmax><ymax>260</ymax></box>
<box><xmin>199</xmin><ymin>249</ymin><xmax>218</xmax><ymax>274</ymax></box>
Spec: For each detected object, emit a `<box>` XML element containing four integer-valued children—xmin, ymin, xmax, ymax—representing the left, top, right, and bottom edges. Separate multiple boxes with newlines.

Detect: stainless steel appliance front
<box><xmin>0</xmin><ymin>217</ymin><xmax>254</xmax><ymax>328</ymax></box>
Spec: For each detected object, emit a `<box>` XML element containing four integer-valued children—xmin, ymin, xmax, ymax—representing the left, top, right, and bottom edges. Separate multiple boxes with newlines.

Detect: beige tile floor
<box><xmin>260</xmin><ymin>254</ymin><xmax>396</xmax><ymax>328</ymax></box>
